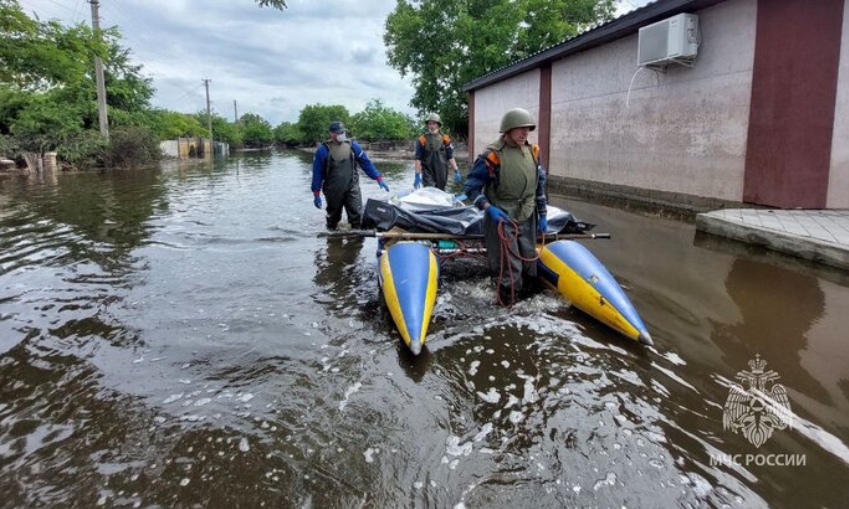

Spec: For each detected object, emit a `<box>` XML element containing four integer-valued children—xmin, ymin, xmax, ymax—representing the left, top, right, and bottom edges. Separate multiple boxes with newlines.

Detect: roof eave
<box><xmin>462</xmin><ymin>0</ymin><xmax>726</xmax><ymax>92</ymax></box>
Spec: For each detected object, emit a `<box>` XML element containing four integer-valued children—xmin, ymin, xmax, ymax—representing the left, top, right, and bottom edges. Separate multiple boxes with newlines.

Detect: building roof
<box><xmin>462</xmin><ymin>0</ymin><xmax>726</xmax><ymax>92</ymax></box>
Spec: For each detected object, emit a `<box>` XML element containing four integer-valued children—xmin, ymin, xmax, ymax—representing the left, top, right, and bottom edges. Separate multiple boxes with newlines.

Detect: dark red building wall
<box><xmin>743</xmin><ymin>0</ymin><xmax>844</xmax><ymax>207</ymax></box>
<box><xmin>467</xmin><ymin>91</ymin><xmax>475</xmax><ymax>163</ymax></box>
<box><xmin>539</xmin><ymin>64</ymin><xmax>552</xmax><ymax>171</ymax></box>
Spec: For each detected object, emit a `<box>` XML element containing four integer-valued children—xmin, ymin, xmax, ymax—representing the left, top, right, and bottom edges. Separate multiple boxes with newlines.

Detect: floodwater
<box><xmin>1</xmin><ymin>151</ymin><xmax>848</xmax><ymax>509</ymax></box>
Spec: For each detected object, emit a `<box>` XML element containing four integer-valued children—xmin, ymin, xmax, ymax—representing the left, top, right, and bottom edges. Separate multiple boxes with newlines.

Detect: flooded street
<box><xmin>1</xmin><ymin>152</ymin><xmax>848</xmax><ymax>508</ymax></box>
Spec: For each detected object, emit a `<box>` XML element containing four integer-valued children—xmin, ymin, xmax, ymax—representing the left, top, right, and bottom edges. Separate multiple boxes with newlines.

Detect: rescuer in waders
<box><xmin>463</xmin><ymin>108</ymin><xmax>548</xmax><ymax>307</ymax></box>
<box><xmin>413</xmin><ymin>113</ymin><xmax>460</xmax><ymax>190</ymax></box>
<box><xmin>312</xmin><ymin>121</ymin><xmax>389</xmax><ymax>230</ymax></box>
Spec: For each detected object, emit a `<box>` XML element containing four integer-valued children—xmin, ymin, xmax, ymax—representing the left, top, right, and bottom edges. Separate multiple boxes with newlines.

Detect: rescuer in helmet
<box><xmin>413</xmin><ymin>113</ymin><xmax>461</xmax><ymax>190</ymax></box>
<box><xmin>463</xmin><ymin>108</ymin><xmax>548</xmax><ymax>307</ymax></box>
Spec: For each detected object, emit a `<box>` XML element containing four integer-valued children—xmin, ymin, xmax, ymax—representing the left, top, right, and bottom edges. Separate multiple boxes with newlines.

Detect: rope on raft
<box><xmin>495</xmin><ymin>219</ymin><xmax>543</xmax><ymax>308</ymax></box>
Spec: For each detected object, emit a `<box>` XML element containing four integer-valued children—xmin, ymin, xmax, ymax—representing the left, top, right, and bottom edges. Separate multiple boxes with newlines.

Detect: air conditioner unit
<box><xmin>638</xmin><ymin>13</ymin><xmax>699</xmax><ymax>68</ymax></box>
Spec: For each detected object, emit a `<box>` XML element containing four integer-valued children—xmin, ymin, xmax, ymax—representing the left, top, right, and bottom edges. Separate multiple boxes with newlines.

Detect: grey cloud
<box><xmin>26</xmin><ymin>0</ymin><xmax>414</xmax><ymax>126</ymax></box>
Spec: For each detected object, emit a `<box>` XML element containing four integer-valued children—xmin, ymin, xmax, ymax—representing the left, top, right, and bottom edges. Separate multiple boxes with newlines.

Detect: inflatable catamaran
<box><xmin>355</xmin><ymin>189</ymin><xmax>652</xmax><ymax>355</ymax></box>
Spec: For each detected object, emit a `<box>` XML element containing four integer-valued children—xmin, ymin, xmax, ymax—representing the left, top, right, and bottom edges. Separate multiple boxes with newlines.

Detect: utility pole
<box><xmin>89</xmin><ymin>0</ymin><xmax>109</xmax><ymax>139</ymax></box>
<box><xmin>203</xmin><ymin>79</ymin><xmax>213</xmax><ymax>157</ymax></box>
<box><xmin>233</xmin><ymin>100</ymin><xmax>239</xmax><ymax>124</ymax></box>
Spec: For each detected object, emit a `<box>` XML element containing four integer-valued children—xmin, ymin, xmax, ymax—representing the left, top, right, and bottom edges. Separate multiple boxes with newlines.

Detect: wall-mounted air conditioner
<box><xmin>638</xmin><ymin>13</ymin><xmax>699</xmax><ymax>68</ymax></box>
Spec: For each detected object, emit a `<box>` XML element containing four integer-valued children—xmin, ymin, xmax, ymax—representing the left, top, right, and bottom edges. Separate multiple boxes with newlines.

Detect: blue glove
<box><xmin>313</xmin><ymin>194</ymin><xmax>322</xmax><ymax>209</ymax></box>
<box><xmin>454</xmin><ymin>169</ymin><xmax>462</xmax><ymax>183</ymax></box>
<box><xmin>538</xmin><ymin>215</ymin><xmax>548</xmax><ymax>235</ymax></box>
<box><xmin>378</xmin><ymin>179</ymin><xmax>390</xmax><ymax>192</ymax></box>
<box><xmin>414</xmin><ymin>173</ymin><xmax>422</xmax><ymax>189</ymax></box>
<box><xmin>486</xmin><ymin>205</ymin><xmax>509</xmax><ymax>224</ymax></box>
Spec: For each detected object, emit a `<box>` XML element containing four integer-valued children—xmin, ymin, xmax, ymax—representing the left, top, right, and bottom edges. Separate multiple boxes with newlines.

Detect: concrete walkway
<box><xmin>695</xmin><ymin>209</ymin><xmax>849</xmax><ymax>271</ymax></box>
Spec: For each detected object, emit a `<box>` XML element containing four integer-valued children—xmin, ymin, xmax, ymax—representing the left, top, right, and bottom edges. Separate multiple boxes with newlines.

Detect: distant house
<box><xmin>160</xmin><ymin>138</ymin><xmax>229</xmax><ymax>159</ymax></box>
<box><xmin>463</xmin><ymin>0</ymin><xmax>848</xmax><ymax>209</ymax></box>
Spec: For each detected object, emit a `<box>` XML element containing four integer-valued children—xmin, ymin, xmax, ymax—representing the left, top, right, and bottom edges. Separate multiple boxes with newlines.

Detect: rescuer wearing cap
<box><xmin>311</xmin><ymin>121</ymin><xmax>390</xmax><ymax>230</ymax></box>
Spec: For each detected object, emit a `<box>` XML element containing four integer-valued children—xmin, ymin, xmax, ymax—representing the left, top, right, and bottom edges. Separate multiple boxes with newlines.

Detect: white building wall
<box><xmin>827</xmin><ymin>0</ymin><xmax>849</xmax><ymax>208</ymax></box>
<box><xmin>472</xmin><ymin>70</ymin><xmax>540</xmax><ymax>157</ymax></box>
<box><xmin>548</xmin><ymin>0</ymin><xmax>757</xmax><ymax>201</ymax></box>
<box><xmin>160</xmin><ymin>140</ymin><xmax>179</xmax><ymax>158</ymax></box>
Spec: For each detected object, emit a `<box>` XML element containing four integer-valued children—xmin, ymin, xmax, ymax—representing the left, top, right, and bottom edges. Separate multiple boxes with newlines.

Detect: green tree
<box><xmin>239</xmin><ymin>113</ymin><xmax>273</xmax><ymax>148</ymax></box>
<box><xmin>191</xmin><ymin>111</ymin><xmax>242</xmax><ymax>148</ymax></box>
<box><xmin>0</xmin><ymin>1</ymin><xmax>99</xmax><ymax>91</ymax></box>
<box><xmin>9</xmin><ymin>94</ymin><xmax>83</xmax><ymax>153</ymax></box>
<box><xmin>273</xmin><ymin>121</ymin><xmax>302</xmax><ymax>147</ymax></box>
<box><xmin>140</xmin><ymin>109</ymin><xmax>205</xmax><ymax>140</ymax></box>
<box><xmin>296</xmin><ymin>104</ymin><xmax>350</xmax><ymax>145</ymax></box>
<box><xmin>384</xmin><ymin>0</ymin><xmax>616</xmax><ymax>136</ymax></box>
<box><xmin>212</xmin><ymin>115</ymin><xmax>243</xmax><ymax>149</ymax></box>
<box><xmin>1</xmin><ymin>0</ymin><xmax>156</xmax><ymax>164</ymax></box>
<box><xmin>350</xmin><ymin>98</ymin><xmax>416</xmax><ymax>141</ymax></box>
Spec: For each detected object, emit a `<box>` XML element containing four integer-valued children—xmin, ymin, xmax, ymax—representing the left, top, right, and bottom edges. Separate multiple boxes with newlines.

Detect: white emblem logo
<box><xmin>723</xmin><ymin>354</ymin><xmax>792</xmax><ymax>448</ymax></box>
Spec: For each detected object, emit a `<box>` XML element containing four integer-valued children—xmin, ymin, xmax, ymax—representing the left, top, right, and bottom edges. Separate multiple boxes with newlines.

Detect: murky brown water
<box><xmin>1</xmin><ymin>152</ymin><xmax>848</xmax><ymax>508</ymax></box>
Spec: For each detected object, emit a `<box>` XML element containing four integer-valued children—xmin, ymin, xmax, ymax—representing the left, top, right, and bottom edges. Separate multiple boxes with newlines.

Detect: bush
<box><xmin>104</xmin><ymin>126</ymin><xmax>162</xmax><ymax>168</ymax></box>
<box><xmin>0</xmin><ymin>135</ymin><xmax>19</xmax><ymax>158</ymax></box>
<box><xmin>60</xmin><ymin>130</ymin><xmax>109</xmax><ymax>170</ymax></box>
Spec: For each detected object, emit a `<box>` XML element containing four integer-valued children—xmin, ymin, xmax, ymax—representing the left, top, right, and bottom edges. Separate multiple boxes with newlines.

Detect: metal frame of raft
<box><xmin>324</xmin><ymin>229</ymin><xmax>653</xmax><ymax>355</ymax></box>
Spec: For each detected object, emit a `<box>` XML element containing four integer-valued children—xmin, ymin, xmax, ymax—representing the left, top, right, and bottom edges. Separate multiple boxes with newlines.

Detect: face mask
<box><xmin>336</xmin><ymin>132</ymin><xmax>347</xmax><ymax>142</ymax></box>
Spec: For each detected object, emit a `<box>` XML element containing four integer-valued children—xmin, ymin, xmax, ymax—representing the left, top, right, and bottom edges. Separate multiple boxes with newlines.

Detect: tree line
<box><xmin>0</xmin><ymin>1</ymin><xmax>416</xmax><ymax>170</ymax></box>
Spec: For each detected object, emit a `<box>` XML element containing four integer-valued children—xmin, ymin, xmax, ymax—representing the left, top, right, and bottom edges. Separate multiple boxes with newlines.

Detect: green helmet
<box><xmin>425</xmin><ymin>113</ymin><xmax>442</xmax><ymax>125</ymax></box>
<box><xmin>499</xmin><ymin>108</ymin><xmax>536</xmax><ymax>133</ymax></box>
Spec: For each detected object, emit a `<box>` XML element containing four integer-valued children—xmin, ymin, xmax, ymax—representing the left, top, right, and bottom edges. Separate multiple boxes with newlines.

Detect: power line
<box><xmin>71</xmin><ymin>0</ymin><xmax>86</xmax><ymax>23</ymax></box>
<box><xmin>101</xmin><ymin>1</ymin><xmax>184</xmax><ymax>71</ymax></box>
<box><xmin>156</xmin><ymin>83</ymin><xmax>206</xmax><ymax>110</ymax></box>
<box><xmin>24</xmin><ymin>0</ymin><xmax>80</xmax><ymax>16</ymax></box>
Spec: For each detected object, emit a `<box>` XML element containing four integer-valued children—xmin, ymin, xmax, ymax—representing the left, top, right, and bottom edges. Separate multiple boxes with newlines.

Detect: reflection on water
<box><xmin>1</xmin><ymin>153</ymin><xmax>848</xmax><ymax>507</ymax></box>
<box><xmin>715</xmin><ymin>258</ymin><xmax>826</xmax><ymax>400</ymax></box>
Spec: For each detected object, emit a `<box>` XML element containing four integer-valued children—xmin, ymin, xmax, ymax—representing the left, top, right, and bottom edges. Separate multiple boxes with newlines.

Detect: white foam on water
<box><xmin>339</xmin><ymin>382</ymin><xmax>363</xmax><ymax>411</ymax></box>
<box><xmin>680</xmin><ymin>473</ymin><xmax>713</xmax><ymax>499</ymax></box>
<box><xmin>476</xmin><ymin>388</ymin><xmax>501</xmax><ymax>404</ymax></box>
<box><xmin>522</xmin><ymin>378</ymin><xmax>538</xmax><ymax>404</ymax></box>
<box><xmin>473</xmin><ymin>423</ymin><xmax>493</xmax><ymax>442</ymax></box>
<box><xmin>593</xmin><ymin>472</ymin><xmax>617</xmax><ymax>491</ymax></box>
<box><xmin>363</xmin><ymin>447</ymin><xmax>376</xmax><ymax>463</ymax></box>
<box><xmin>446</xmin><ymin>436</ymin><xmax>473</xmax><ymax>457</ymax></box>
<box><xmin>163</xmin><ymin>393</ymin><xmax>184</xmax><ymax>404</ymax></box>
<box><xmin>643</xmin><ymin>431</ymin><xmax>667</xmax><ymax>444</ymax></box>
<box><xmin>651</xmin><ymin>362</ymin><xmax>698</xmax><ymax>393</ymax></box>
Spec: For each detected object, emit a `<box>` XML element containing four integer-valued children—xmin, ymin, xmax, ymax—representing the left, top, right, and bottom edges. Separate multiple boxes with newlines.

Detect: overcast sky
<box><xmin>20</xmin><ymin>0</ymin><xmax>649</xmax><ymax>126</ymax></box>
